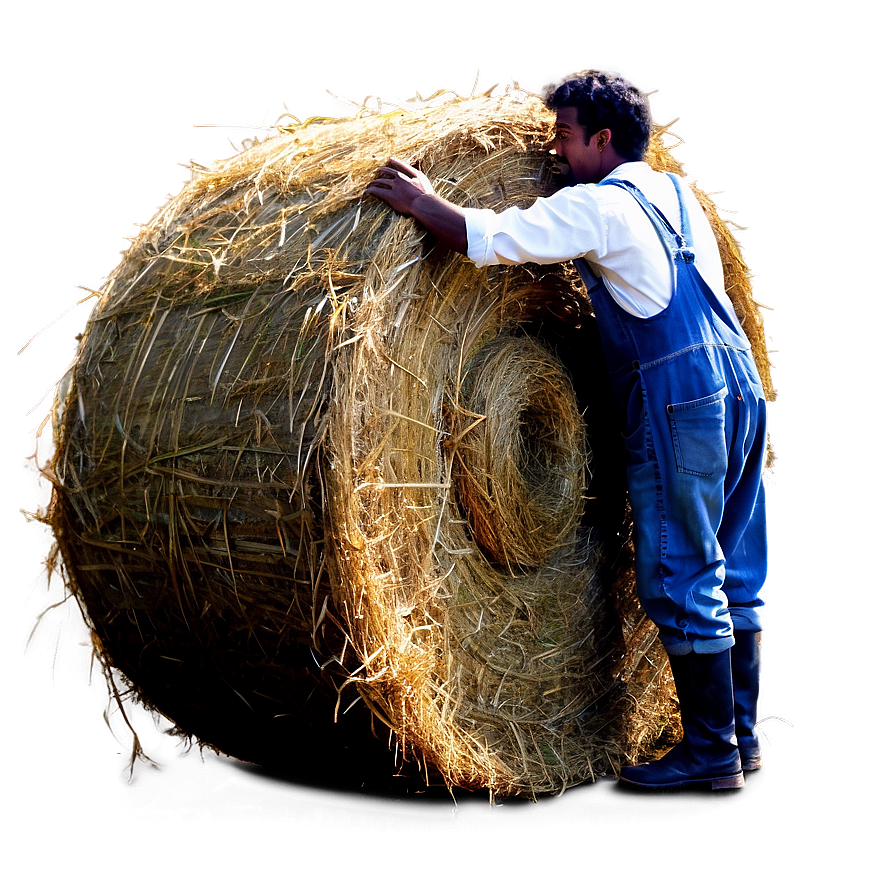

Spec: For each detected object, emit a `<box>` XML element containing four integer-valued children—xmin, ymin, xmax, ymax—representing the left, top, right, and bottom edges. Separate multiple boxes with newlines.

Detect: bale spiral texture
<box><xmin>46</xmin><ymin>91</ymin><xmax>773</xmax><ymax>798</ymax></box>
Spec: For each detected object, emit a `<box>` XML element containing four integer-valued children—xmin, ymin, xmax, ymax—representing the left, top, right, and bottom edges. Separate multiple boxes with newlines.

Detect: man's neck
<box><xmin>595</xmin><ymin>149</ymin><xmax>634</xmax><ymax>182</ymax></box>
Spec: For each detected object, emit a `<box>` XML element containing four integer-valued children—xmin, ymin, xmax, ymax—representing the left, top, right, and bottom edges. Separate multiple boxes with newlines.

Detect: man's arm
<box><xmin>366</xmin><ymin>159</ymin><xmax>468</xmax><ymax>255</ymax></box>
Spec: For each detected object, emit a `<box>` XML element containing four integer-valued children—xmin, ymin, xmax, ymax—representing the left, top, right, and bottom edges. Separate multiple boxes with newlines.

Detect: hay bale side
<box><xmin>45</xmin><ymin>90</ymin><xmax>772</xmax><ymax>797</ymax></box>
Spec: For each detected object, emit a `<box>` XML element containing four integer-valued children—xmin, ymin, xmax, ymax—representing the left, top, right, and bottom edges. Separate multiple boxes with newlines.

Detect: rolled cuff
<box><xmin>463</xmin><ymin>207</ymin><xmax>499</xmax><ymax>268</ymax></box>
<box><xmin>663</xmin><ymin>633</ymin><xmax>737</xmax><ymax>656</ymax></box>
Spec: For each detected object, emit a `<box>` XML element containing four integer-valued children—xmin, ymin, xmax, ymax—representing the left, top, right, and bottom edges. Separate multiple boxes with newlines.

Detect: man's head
<box><xmin>544</xmin><ymin>71</ymin><xmax>652</xmax><ymax>164</ymax></box>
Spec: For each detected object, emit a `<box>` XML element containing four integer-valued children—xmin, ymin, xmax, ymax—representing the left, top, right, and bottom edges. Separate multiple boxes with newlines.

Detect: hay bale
<box><xmin>44</xmin><ymin>90</ymin><xmax>772</xmax><ymax>798</ymax></box>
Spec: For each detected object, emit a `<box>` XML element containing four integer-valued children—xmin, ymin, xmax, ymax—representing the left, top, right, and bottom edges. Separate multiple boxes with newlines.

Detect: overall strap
<box><xmin>600</xmin><ymin>175</ymin><xmax>696</xmax><ymax>265</ymax></box>
<box><xmin>603</xmin><ymin>174</ymin><xmax>750</xmax><ymax>348</ymax></box>
<box><xmin>666</xmin><ymin>173</ymin><xmax>694</xmax><ymax>246</ymax></box>
<box><xmin>663</xmin><ymin>173</ymin><xmax>749</xmax><ymax>341</ymax></box>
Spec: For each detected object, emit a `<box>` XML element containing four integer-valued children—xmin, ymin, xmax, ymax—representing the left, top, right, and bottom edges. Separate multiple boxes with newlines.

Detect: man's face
<box><xmin>551</xmin><ymin>106</ymin><xmax>606</xmax><ymax>186</ymax></box>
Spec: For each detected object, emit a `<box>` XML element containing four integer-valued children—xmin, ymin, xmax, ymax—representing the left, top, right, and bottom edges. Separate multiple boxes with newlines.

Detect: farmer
<box><xmin>366</xmin><ymin>70</ymin><xmax>767</xmax><ymax>791</ymax></box>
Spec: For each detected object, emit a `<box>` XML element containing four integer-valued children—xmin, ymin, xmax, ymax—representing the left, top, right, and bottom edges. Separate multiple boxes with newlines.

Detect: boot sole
<box><xmin>711</xmin><ymin>772</ymin><xmax>745</xmax><ymax>790</ymax></box>
<box><xmin>618</xmin><ymin>770</ymin><xmax>745</xmax><ymax>791</ymax></box>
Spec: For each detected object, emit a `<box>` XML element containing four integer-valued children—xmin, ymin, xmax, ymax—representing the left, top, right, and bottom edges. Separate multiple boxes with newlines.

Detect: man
<box><xmin>366</xmin><ymin>70</ymin><xmax>767</xmax><ymax>791</ymax></box>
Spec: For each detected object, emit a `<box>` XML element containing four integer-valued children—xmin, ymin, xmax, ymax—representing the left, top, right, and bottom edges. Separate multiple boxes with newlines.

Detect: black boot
<box><xmin>732</xmin><ymin>632</ymin><xmax>762</xmax><ymax>771</ymax></box>
<box><xmin>619</xmin><ymin>649</ymin><xmax>744</xmax><ymax>790</ymax></box>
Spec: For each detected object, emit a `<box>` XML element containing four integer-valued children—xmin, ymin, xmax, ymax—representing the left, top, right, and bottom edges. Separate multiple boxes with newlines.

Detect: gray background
<box><xmin>4</xmin><ymin>3</ymin><xmax>889</xmax><ymax>892</ymax></box>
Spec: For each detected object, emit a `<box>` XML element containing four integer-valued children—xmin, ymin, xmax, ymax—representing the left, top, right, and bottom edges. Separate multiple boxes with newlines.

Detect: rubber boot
<box><xmin>619</xmin><ymin>649</ymin><xmax>744</xmax><ymax>790</ymax></box>
<box><xmin>732</xmin><ymin>632</ymin><xmax>762</xmax><ymax>771</ymax></box>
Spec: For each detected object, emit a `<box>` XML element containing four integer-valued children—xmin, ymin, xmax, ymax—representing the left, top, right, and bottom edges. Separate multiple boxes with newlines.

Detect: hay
<box><xmin>44</xmin><ymin>88</ymin><xmax>772</xmax><ymax>798</ymax></box>
<box><xmin>451</xmin><ymin>333</ymin><xmax>586</xmax><ymax>569</ymax></box>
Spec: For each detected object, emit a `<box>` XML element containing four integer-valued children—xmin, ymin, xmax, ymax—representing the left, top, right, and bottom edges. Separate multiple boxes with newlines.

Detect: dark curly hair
<box><xmin>544</xmin><ymin>70</ymin><xmax>652</xmax><ymax>161</ymax></box>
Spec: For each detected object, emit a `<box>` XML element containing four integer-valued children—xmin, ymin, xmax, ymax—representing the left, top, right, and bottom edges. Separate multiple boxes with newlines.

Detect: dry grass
<box><xmin>44</xmin><ymin>88</ymin><xmax>772</xmax><ymax>798</ymax></box>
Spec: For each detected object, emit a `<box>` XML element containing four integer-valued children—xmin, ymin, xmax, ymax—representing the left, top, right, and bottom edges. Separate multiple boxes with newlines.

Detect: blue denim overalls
<box><xmin>574</xmin><ymin>175</ymin><xmax>767</xmax><ymax>656</ymax></box>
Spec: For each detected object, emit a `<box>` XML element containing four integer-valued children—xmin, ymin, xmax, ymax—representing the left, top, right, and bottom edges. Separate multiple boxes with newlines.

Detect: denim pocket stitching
<box><xmin>666</xmin><ymin>386</ymin><xmax>728</xmax><ymax>477</ymax></box>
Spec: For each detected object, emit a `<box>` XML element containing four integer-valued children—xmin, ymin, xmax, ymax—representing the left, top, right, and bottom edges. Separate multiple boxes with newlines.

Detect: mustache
<box><xmin>549</xmin><ymin>157</ymin><xmax>575</xmax><ymax>187</ymax></box>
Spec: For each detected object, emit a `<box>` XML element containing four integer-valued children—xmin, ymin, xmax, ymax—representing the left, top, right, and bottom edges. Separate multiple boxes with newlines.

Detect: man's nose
<box><xmin>550</xmin><ymin>147</ymin><xmax>566</xmax><ymax>163</ymax></box>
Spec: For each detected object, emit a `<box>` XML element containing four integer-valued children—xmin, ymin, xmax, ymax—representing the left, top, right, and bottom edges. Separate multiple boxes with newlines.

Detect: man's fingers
<box><xmin>369</xmin><ymin>163</ymin><xmax>410</xmax><ymax>185</ymax></box>
<box><xmin>385</xmin><ymin>158</ymin><xmax>419</xmax><ymax>177</ymax></box>
<box><xmin>366</xmin><ymin>159</ymin><xmax>431</xmax><ymax>214</ymax></box>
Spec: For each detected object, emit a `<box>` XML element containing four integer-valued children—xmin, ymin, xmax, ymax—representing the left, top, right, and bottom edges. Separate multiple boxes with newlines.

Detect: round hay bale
<box><xmin>44</xmin><ymin>90</ymin><xmax>773</xmax><ymax>798</ymax></box>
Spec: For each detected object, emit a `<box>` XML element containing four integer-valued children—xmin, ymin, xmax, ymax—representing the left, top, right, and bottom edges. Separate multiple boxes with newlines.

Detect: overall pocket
<box><xmin>666</xmin><ymin>386</ymin><xmax>728</xmax><ymax>477</ymax></box>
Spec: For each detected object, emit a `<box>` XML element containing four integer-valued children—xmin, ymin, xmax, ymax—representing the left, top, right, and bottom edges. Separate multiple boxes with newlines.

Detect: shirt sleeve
<box><xmin>463</xmin><ymin>187</ymin><xmax>611</xmax><ymax>269</ymax></box>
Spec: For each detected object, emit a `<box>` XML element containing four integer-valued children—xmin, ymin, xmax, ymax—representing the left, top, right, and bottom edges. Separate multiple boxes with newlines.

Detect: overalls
<box><xmin>574</xmin><ymin>175</ymin><xmax>767</xmax><ymax>656</ymax></box>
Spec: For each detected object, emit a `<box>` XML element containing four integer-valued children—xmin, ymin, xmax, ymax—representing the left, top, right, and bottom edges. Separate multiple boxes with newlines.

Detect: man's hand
<box><xmin>366</xmin><ymin>158</ymin><xmax>468</xmax><ymax>255</ymax></box>
<box><xmin>366</xmin><ymin>158</ymin><xmax>434</xmax><ymax>216</ymax></box>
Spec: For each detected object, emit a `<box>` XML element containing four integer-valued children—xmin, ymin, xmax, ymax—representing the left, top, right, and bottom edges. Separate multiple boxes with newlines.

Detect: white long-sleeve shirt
<box><xmin>463</xmin><ymin>161</ymin><xmax>733</xmax><ymax>320</ymax></box>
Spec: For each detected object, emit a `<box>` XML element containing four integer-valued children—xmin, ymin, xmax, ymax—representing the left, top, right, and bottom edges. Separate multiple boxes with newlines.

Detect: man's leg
<box><xmin>618</xmin><ymin>394</ymin><xmax>742</xmax><ymax>788</ymax></box>
<box><xmin>730</xmin><ymin>631</ymin><xmax>762</xmax><ymax>770</ymax></box>
<box><xmin>721</xmin><ymin>476</ymin><xmax>767</xmax><ymax>771</ymax></box>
